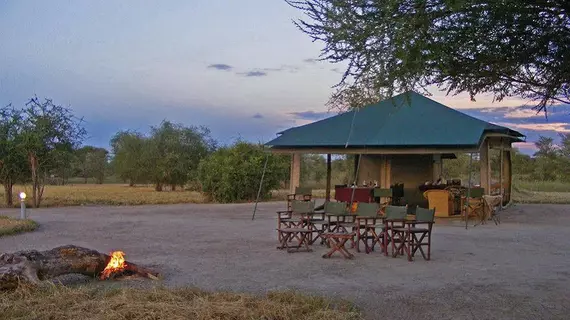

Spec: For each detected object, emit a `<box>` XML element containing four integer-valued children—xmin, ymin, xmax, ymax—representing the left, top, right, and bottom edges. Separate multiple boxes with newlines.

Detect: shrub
<box><xmin>0</xmin><ymin>216</ymin><xmax>38</xmax><ymax>237</ymax></box>
<box><xmin>198</xmin><ymin>142</ymin><xmax>289</xmax><ymax>203</ymax></box>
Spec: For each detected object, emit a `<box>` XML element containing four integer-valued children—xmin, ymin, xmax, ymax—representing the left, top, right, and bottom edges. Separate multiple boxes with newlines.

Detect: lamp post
<box><xmin>19</xmin><ymin>192</ymin><xmax>27</xmax><ymax>219</ymax></box>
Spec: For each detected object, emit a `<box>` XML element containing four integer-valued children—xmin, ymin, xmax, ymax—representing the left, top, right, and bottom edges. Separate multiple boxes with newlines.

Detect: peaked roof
<box><xmin>266</xmin><ymin>91</ymin><xmax>525</xmax><ymax>149</ymax></box>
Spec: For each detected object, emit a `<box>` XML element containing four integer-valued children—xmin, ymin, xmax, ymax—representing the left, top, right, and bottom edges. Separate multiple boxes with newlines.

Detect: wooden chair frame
<box><xmin>354</xmin><ymin>202</ymin><xmax>381</xmax><ymax>254</ymax></box>
<box><xmin>321</xmin><ymin>232</ymin><xmax>355</xmax><ymax>259</ymax></box>
<box><xmin>286</xmin><ymin>187</ymin><xmax>312</xmax><ymax>211</ymax></box>
<box><xmin>406</xmin><ymin>206</ymin><xmax>435</xmax><ymax>261</ymax></box>
<box><xmin>276</xmin><ymin>228</ymin><xmax>313</xmax><ymax>253</ymax></box>
<box><xmin>383</xmin><ymin>205</ymin><xmax>409</xmax><ymax>258</ymax></box>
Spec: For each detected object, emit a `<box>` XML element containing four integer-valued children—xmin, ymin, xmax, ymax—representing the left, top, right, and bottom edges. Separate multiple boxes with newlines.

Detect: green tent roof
<box><xmin>266</xmin><ymin>91</ymin><xmax>525</xmax><ymax>149</ymax></box>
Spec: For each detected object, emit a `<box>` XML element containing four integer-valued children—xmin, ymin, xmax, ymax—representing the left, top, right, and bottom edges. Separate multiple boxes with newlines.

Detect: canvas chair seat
<box><xmin>407</xmin><ymin>227</ymin><xmax>430</xmax><ymax>233</ymax></box>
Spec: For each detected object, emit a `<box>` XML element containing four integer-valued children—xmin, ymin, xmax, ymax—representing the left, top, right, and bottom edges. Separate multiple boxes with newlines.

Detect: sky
<box><xmin>1</xmin><ymin>0</ymin><xmax>569</xmax><ymax>156</ymax></box>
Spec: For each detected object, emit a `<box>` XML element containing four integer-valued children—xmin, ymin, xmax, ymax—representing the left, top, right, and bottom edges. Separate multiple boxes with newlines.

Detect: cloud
<box><xmin>290</xmin><ymin>110</ymin><xmax>330</xmax><ymax>121</ymax></box>
<box><xmin>252</xmin><ymin>113</ymin><xmax>263</xmax><ymax>119</ymax></box>
<box><xmin>207</xmin><ymin>64</ymin><xmax>233</xmax><ymax>71</ymax></box>
<box><xmin>331</xmin><ymin>68</ymin><xmax>344</xmax><ymax>74</ymax></box>
<box><xmin>494</xmin><ymin>122</ymin><xmax>570</xmax><ymax>133</ymax></box>
<box><xmin>261</xmin><ymin>65</ymin><xmax>300</xmax><ymax>73</ymax></box>
<box><xmin>238</xmin><ymin>71</ymin><xmax>267</xmax><ymax>77</ymax></box>
<box><xmin>303</xmin><ymin>58</ymin><xmax>318</xmax><ymax>64</ymax></box>
<box><xmin>513</xmin><ymin>142</ymin><xmax>538</xmax><ymax>151</ymax></box>
<box><xmin>503</xmin><ymin>108</ymin><xmax>542</xmax><ymax>119</ymax></box>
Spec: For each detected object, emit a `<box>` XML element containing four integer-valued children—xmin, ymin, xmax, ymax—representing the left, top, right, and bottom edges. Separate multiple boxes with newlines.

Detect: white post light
<box><xmin>19</xmin><ymin>192</ymin><xmax>27</xmax><ymax>219</ymax></box>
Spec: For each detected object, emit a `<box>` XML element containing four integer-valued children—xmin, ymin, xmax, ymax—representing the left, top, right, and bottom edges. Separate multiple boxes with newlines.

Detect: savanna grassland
<box><xmin>1</xmin><ymin>177</ymin><xmax>570</xmax><ymax>209</ymax></box>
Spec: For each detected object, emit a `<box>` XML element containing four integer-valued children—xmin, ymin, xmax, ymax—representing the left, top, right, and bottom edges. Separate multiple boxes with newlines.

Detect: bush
<box><xmin>198</xmin><ymin>142</ymin><xmax>289</xmax><ymax>203</ymax></box>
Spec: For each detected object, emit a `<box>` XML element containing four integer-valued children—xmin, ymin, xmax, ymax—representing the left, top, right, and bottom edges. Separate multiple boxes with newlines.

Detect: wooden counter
<box><xmin>334</xmin><ymin>187</ymin><xmax>373</xmax><ymax>203</ymax></box>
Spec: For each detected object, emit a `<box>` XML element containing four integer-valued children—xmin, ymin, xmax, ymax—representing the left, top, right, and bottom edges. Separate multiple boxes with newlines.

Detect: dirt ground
<box><xmin>1</xmin><ymin>202</ymin><xmax>569</xmax><ymax>320</ymax></box>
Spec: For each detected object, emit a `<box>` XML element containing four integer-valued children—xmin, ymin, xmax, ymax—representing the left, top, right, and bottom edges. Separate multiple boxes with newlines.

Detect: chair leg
<box><xmin>383</xmin><ymin>229</ymin><xmax>390</xmax><ymax>256</ymax></box>
<box><xmin>323</xmin><ymin>237</ymin><xmax>353</xmax><ymax>259</ymax></box>
<box><xmin>427</xmin><ymin>232</ymin><xmax>431</xmax><ymax>260</ymax></box>
<box><xmin>405</xmin><ymin>231</ymin><xmax>412</xmax><ymax>261</ymax></box>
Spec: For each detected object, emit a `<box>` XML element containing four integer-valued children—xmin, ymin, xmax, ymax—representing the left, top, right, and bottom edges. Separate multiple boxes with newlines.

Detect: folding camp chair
<box><xmin>354</xmin><ymin>202</ymin><xmax>380</xmax><ymax>254</ymax></box>
<box><xmin>324</xmin><ymin>201</ymin><xmax>354</xmax><ymax>233</ymax></box>
<box><xmin>465</xmin><ymin>187</ymin><xmax>485</xmax><ymax>224</ymax></box>
<box><xmin>373</xmin><ymin>188</ymin><xmax>392</xmax><ymax>213</ymax></box>
<box><xmin>384</xmin><ymin>205</ymin><xmax>409</xmax><ymax>258</ymax></box>
<box><xmin>407</xmin><ymin>206</ymin><xmax>435</xmax><ymax>261</ymax></box>
<box><xmin>286</xmin><ymin>187</ymin><xmax>312</xmax><ymax>211</ymax></box>
<box><xmin>276</xmin><ymin>200</ymin><xmax>314</xmax><ymax>243</ymax></box>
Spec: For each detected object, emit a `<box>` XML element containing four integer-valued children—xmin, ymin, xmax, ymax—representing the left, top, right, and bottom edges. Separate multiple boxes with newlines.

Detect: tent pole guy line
<box><xmin>251</xmin><ymin>150</ymin><xmax>270</xmax><ymax>220</ymax></box>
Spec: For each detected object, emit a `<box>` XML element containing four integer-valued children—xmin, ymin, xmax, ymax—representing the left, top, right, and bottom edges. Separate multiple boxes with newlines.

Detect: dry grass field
<box><xmin>0</xmin><ymin>181</ymin><xmax>569</xmax><ymax>208</ymax></box>
<box><xmin>0</xmin><ymin>184</ymin><xmax>206</xmax><ymax>208</ymax></box>
<box><xmin>0</xmin><ymin>285</ymin><xmax>359</xmax><ymax>320</ymax></box>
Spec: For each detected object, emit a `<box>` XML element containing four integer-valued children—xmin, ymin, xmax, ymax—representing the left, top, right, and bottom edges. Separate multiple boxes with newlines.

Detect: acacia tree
<box><xmin>111</xmin><ymin>131</ymin><xmax>148</xmax><ymax>186</ymax></box>
<box><xmin>287</xmin><ymin>1</ymin><xmax>570</xmax><ymax>113</ymax></box>
<box><xmin>145</xmin><ymin>121</ymin><xmax>216</xmax><ymax>191</ymax></box>
<box><xmin>74</xmin><ymin>146</ymin><xmax>109</xmax><ymax>184</ymax></box>
<box><xmin>559</xmin><ymin>133</ymin><xmax>570</xmax><ymax>181</ymax></box>
<box><xmin>0</xmin><ymin>105</ymin><xmax>28</xmax><ymax>206</ymax></box>
<box><xmin>20</xmin><ymin>97</ymin><xmax>86</xmax><ymax>208</ymax></box>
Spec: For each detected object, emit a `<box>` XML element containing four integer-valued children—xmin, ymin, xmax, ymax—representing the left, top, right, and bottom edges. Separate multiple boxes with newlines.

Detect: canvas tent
<box><xmin>265</xmin><ymin>91</ymin><xmax>525</xmax><ymax>207</ymax></box>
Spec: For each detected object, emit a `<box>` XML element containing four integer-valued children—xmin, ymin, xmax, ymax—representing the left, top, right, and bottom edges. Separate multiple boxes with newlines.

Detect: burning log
<box><xmin>0</xmin><ymin>245</ymin><xmax>160</xmax><ymax>290</ymax></box>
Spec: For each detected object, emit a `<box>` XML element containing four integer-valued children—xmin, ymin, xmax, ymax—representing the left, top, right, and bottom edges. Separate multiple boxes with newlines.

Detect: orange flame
<box><xmin>100</xmin><ymin>251</ymin><xmax>127</xmax><ymax>280</ymax></box>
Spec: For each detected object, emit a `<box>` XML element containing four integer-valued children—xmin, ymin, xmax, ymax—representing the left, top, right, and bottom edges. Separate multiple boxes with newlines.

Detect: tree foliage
<box><xmin>111</xmin><ymin>121</ymin><xmax>216</xmax><ymax>190</ymax></box>
<box><xmin>145</xmin><ymin>121</ymin><xmax>216</xmax><ymax>191</ymax></box>
<box><xmin>0</xmin><ymin>105</ymin><xmax>28</xmax><ymax>206</ymax></box>
<box><xmin>16</xmin><ymin>98</ymin><xmax>86</xmax><ymax>207</ymax></box>
<box><xmin>73</xmin><ymin>146</ymin><xmax>109</xmax><ymax>184</ymax></box>
<box><xmin>111</xmin><ymin>131</ymin><xmax>148</xmax><ymax>186</ymax></box>
<box><xmin>287</xmin><ymin>1</ymin><xmax>570</xmax><ymax>113</ymax></box>
<box><xmin>198</xmin><ymin>142</ymin><xmax>290</xmax><ymax>203</ymax></box>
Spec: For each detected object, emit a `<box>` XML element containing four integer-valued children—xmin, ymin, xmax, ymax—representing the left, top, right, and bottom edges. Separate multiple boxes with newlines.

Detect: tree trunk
<box><xmin>155</xmin><ymin>182</ymin><xmax>163</xmax><ymax>192</ymax></box>
<box><xmin>3</xmin><ymin>181</ymin><xmax>13</xmax><ymax>207</ymax></box>
<box><xmin>0</xmin><ymin>245</ymin><xmax>160</xmax><ymax>290</ymax></box>
<box><xmin>171</xmin><ymin>184</ymin><xmax>176</xmax><ymax>191</ymax></box>
<box><xmin>129</xmin><ymin>179</ymin><xmax>135</xmax><ymax>187</ymax></box>
<box><xmin>29</xmin><ymin>153</ymin><xmax>40</xmax><ymax>208</ymax></box>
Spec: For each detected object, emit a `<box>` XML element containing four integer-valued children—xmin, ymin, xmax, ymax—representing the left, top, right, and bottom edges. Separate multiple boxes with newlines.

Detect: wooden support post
<box><xmin>503</xmin><ymin>149</ymin><xmax>512</xmax><ymax>205</ymax></box>
<box><xmin>433</xmin><ymin>154</ymin><xmax>442</xmax><ymax>181</ymax></box>
<box><xmin>289</xmin><ymin>153</ymin><xmax>301</xmax><ymax>194</ymax></box>
<box><xmin>379</xmin><ymin>156</ymin><xmax>391</xmax><ymax>189</ymax></box>
<box><xmin>499</xmin><ymin>141</ymin><xmax>504</xmax><ymax>206</ymax></box>
<box><xmin>353</xmin><ymin>154</ymin><xmax>360</xmax><ymax>185</ymax></box>
<box><xmin>325</xmin><ymin>154</ymin><xmax>332</xmax><ymax>202</ymax></box>
<box><xmin>479</xmin><ymin>139</ymin><xmax>491</xmax><ymax>195</ymax></box>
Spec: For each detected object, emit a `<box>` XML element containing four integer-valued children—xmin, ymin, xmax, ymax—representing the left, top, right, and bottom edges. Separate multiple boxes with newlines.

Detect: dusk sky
<box><xmin>1</xmin><ymin>0</ymin><xmax>569</xmax><ymax>155</ymax></box>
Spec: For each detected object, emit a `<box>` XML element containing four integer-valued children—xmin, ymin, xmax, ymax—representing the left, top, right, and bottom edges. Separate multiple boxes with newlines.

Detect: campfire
<box><xmin>100</xmin><ymin>251</ymin><xmax>127</xmax><ymax>280</ymax></box>
<box><xmin>99</xmin><ymin>250</ymin><xmax>160</xmax><ymax>281</ymax></box>
<box><xmin>1</xmin><ymin>245</ymin><xmax>161</xmax><ymax>289</ymax></box>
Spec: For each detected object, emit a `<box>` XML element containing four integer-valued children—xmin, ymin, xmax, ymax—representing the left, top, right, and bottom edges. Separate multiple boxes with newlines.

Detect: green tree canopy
<box><xmin>0</xmin><ymin>105</ymin><xmax>28</xmax><ymax>206</ymax></box>
<box><xmin>198</xmin><ymin>142</ymin><xmax>289</xmax><ymax>203</ymax></box>
<box><xmin>74</xmin><ymin>146</ymin><xmax>109</xmax><ymax>184</ymax></box>
<box><xmin>111</xmin><ymin>130</ymin><xmax>149</xmax><ymax>186</ymax></box>
<box><xmin>20</xmin><ymin>97</ymin><xmax>86</xmax><ymax>207</ymax></box>
<box><xmin>145</xmin><ymin>121</ymin><xmax>216</xmax><ymax>191</ymax></box>
<box><xmin>287</xmin><ymin>1</ymin><xmax>570</xmax><ymax>113</ymax></box>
